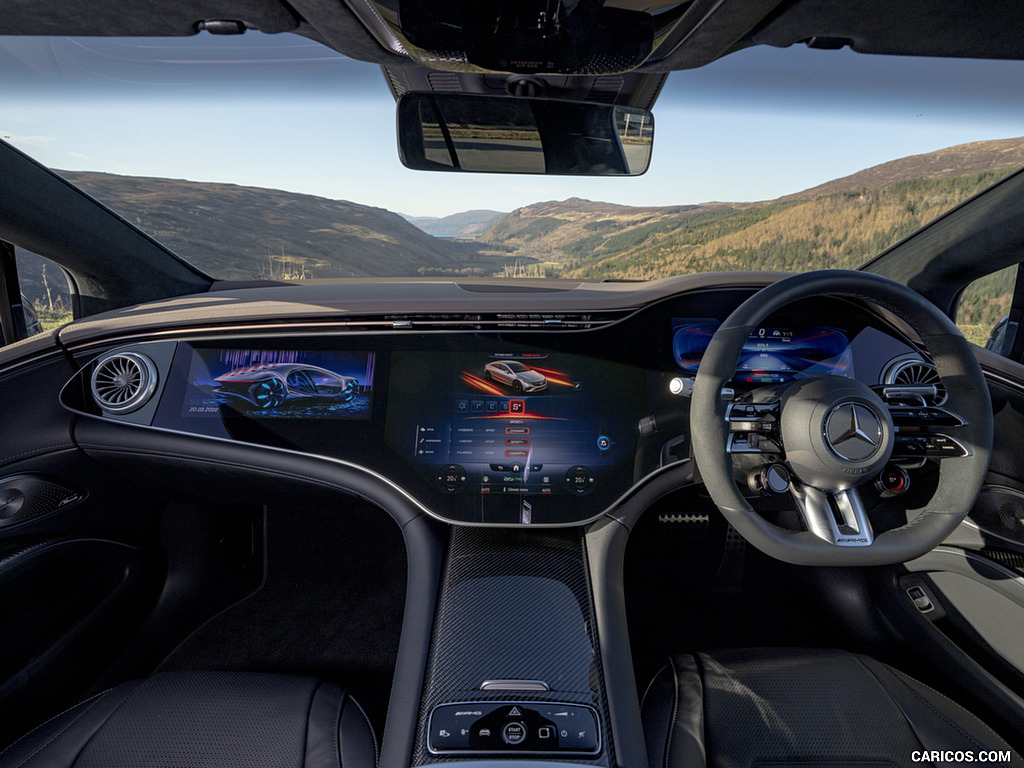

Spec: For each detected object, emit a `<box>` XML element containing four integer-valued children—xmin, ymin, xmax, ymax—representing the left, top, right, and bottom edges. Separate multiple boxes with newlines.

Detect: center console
<box><xmin>414</xmin><ymin>527</ymin><xmax>612</xmax><ymax>766</ymax></box>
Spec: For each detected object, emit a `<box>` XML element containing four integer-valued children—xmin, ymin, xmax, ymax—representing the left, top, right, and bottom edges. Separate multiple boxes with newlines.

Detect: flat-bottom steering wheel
<box><xmin>690</xmin><ymin>270</ymin><xmax>993</xmax><ymax>566</ymax></box>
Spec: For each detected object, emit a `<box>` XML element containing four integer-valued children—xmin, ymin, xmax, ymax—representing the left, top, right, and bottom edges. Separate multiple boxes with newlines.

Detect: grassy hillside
<box><xmin>566</xmin><ymin>172</ymin><xmax>1007</xmax><ymax>279</ymax></box>
<box><xmin>781</xmin><ymin>136</ymin><xmax>1024</xmax><ymax>202</ymax></box>
<box><xmin>58</xmin><ymin>171</ymin><xmax>493</xmax><ymax>280</ymax></box>
<box><xmin>475</xmin><ymin>174</ymin><xmax>1004</xmax><ymax>280</ymax></box>
<box><xmin>477</xmin><ymin>137</ymin><xmax>1024</xmax><ymax>279</ymax></box>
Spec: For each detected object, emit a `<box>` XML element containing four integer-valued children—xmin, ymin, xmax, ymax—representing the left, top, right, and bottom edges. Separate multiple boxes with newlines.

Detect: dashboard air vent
<box><xmin>882</xmin><ymin>355</ymin><xmax>946</xmax><ymax>405</ymax></box>
<box><xmin>90</xmin><ymin>352</ymin><xmax>158</xmax><ymax>414</ymax></box>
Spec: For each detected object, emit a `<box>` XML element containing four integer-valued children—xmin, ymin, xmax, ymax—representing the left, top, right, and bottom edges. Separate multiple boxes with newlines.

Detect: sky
<box><xmin>2</xmin><ymin>34</ymin><xmax>1024</xmax><ymax>217</ymax></box>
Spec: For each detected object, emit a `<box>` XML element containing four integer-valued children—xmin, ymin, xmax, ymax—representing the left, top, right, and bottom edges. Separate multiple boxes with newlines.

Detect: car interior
<box><xmin>1</xmin><ymin>1</ymin><xmax>1024</xmax><ymax>767</ymax></box>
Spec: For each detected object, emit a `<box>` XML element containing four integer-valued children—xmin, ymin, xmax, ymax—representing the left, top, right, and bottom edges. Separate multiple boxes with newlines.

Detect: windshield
<box><xmin>3</xmin><ymin>33</ymin><xmax>1024</xmax><ymax>289</ymax></box>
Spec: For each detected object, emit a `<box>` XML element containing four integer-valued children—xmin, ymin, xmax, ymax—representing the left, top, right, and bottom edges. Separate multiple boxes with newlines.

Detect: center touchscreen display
<box><xmin>385</xmin><ymin>349</ymin><xmax>641</xmax><ymax>505</ymax></box>
<box><xmin>179</xmin><ymin>348</ymin><xmax>375</xmax><ymax>420</ymax></box>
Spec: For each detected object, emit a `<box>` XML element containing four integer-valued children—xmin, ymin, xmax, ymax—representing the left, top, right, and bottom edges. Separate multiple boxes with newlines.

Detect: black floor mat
<box><xmin>157</xmin><ymin>499</ymin><xmax>407</xmax><ymax>729</ymax></box>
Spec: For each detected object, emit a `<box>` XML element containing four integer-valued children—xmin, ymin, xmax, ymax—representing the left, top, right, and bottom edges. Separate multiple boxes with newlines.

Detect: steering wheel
<box><xmin>690</xmin><ymin>270</ymin><xmax>993</xmax><ymax>566</ymax></box>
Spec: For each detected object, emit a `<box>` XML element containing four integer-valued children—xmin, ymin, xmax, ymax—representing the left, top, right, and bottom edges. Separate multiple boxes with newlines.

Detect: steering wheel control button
<box><xmin>749</xmin><ymin>464</ymin><xmax>790</xmax><ymax>496</ymax></box>
<box><xmin>437</xmin><ymin>464</ymin><xmax>468</xmax><ymax>494</ymax></box>
<box><xmin>428</xmin><ymin>702</ymin><xmax>600</xmax><ymax>755</ymax></box>
<box><xmin>888</xmin><ymin>406</ymin><xmax>964</xmax><ymax>428</ymax></box>
<box><xmin>596</xmin><ymin>435</ymin><xmax>610</xmax><ymax>450</ymax></box>
<box><xmin>893</xmin><ymin>434</ymin><xmax>968</xmax><ymax>458</ymax></box>
<box><xmin>726</xmin><ymin>402</ymin><xmax>782</xmax><ymax>454</ymax></box>
<box><xmin>501</xmin><ymin>722</ymin><xmax>527</xmax><ymax>745</ymax></box>
<box><xmin>565</xmin><ymin>465</ymin><xmax>596</xmax><ymax>495</ymax></box>
<box><xmin>728</xmin><ymin>402</ymin><xmax>776</xmax><ymax>421</ymax></box>
<box><xmin>875</xmin><ymin>467</ymin><xmax>910</xmax><ymax>498</ymax></box>
<box><xmin>824</xmin><ymin>402</ymin><xmax>883</xmax><ymax>461</ymax></box>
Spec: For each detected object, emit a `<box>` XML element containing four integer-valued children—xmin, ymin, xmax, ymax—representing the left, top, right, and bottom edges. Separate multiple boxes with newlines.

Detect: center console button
<box><xmin>501</xmin><ymin>722</ymin><xmax>527</xmax><ymax>745</ymax></box>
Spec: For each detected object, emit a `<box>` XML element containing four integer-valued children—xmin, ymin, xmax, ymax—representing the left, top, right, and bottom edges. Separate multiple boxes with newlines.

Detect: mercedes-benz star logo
<box><xmin>824</xmin><ymin>402</ymin><xmax>883</xmax><ymax>462</ymax></box>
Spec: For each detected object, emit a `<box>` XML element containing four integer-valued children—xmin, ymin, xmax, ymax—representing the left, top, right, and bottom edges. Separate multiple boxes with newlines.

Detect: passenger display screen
<box><xmin>672</xmin><ymin>320</ymin><xmax>852</xmax><ymax>383</ymax></box>
<box><xmin>385</xmin><ymin>350</ymin><xmax>641</xmax><ymax>504</ymax></box>
<box><xmin>179</xmin><ymin>348</ymin><xmax>376</xmax><ymax>420</ymax></box>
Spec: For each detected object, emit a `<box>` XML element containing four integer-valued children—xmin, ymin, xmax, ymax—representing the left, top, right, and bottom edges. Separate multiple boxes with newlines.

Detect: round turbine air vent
<box><xmin>882</xmin><ymin>355</ymin><xmax>946</xmax><ymax>405</ymax></box>
<box><xmin>90</xmin><ymin>352</ymin><xmax>158</xmax><ymax>414</ymax></box>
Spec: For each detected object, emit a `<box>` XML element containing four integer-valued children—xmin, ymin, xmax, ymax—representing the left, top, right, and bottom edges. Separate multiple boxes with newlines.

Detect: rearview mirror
<box><xmin>397</xmin><ymin>93</ymin><xmax>653</xmax><ymax>176</ymax></box>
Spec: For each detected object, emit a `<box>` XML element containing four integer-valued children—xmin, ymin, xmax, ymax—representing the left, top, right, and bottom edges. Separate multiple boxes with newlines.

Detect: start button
<box><xmin>501</xmin><ymin>722</ymin><xmax>527</xmax><ymax>745</ymax></box>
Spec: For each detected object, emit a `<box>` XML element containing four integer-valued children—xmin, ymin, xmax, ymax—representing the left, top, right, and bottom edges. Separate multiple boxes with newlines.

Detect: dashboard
<box><xmin>56</xmin><ymin>285</ymin><xmax>927</xmax><ymax>527</ymax></box>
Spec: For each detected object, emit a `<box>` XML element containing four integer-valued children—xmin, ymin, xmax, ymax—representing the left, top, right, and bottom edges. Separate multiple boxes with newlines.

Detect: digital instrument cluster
<box><xmin>672</xmin><ymin>320</ymin><xmax>852</xmax><ymax>383</ymax></box>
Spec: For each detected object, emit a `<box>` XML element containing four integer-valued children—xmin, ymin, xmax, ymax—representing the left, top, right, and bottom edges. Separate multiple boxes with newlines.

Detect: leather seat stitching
<box><xmin>304</xmin><ymin>681</ymin><xmax>321</xmax><ymax>768</ymax></box>
<box><xmin>8</xmin><ymin>682</ymin><xmax>146</xmax><ymax>768</ymax></box>
<box><xmin>348</xmin><ymin>696</ymin><xmax>379</xmax><ymax>767</ymax></box>
<box><xmin>0</xmin><ymin>691</ymin><xmax>110</xmax><ymax>767</ymax></box>
<box><xmin>332</xmin><ymin>686</ymin><xmax>344</xmax><ymax>768</ymax></box>
<box><xmin>663</xmin><ymin>655</ymin><xmax>681</xmax><ymax>768</ymax></box>
<box><xmin>855</xmin><ymin>657</ymin><xmax>987</xmax><ymax>752</ymax></box>
<box><xmin>886</xmin><ymin>674</ymin><xmax>989</xmax><ymax>751</ymax></box>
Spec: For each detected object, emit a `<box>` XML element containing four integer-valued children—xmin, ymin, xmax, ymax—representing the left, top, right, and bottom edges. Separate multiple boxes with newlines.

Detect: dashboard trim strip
<box><xmin>64</xmin><ymin>402</ymin><xmax>697</xmax><ymax>529</ymax></box>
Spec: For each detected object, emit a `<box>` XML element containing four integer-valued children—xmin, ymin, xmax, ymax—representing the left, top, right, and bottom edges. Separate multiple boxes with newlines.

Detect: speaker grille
<box><xmin>0</xmin><ymin>475</ymin><xmax>84</xmax><ymax>529</ymax></box>
<box><xmin>90</xmin><ymin>351</ymin><xmax>158</xmax><ymax>414</ymax></box>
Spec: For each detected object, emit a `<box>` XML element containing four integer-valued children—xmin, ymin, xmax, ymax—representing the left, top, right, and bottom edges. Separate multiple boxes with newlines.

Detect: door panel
<box><xmin>0</xmin><ymin>538</ymin><xmax>161</xmax><ymax>746</ymax></box>
<box><xmin>875</xmin><ymin>353</ymin><xmax>1024</xmax><ymax>750</ymax></box>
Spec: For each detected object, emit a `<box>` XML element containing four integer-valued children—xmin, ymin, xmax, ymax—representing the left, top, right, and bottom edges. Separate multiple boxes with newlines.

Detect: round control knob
<box><xmin>748</xmin><ymin>464</ymin><xmax>791</xmax><ymax>496</ymax></box>
<box><xmin>436</xmin><ymin>464</ymin><xmax>468</xmax><ymax>494</ymax></box>
<box><xmin>669</xmin><ymin>377</ymin><xmax>695</xmax><ymax>396</ymax></box>
<box><xmin>875</xmin><ymin>466</ymin><xmax>910</xmax><ymax>498</ymax></box>
<box><xmin>565</xmin><ymin>465</ymin><xmax>596</xmax><ymax>496</ymax></box>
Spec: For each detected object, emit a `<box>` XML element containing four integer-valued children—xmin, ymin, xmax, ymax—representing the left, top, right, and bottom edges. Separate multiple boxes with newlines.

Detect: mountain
<box><xmin>780</xmin><ymin>136</ymin><xmax>1024</xmax><ymax>202</ymax></box>
<box><xmin>403</xmin><ymin>209</ymin><xmax>506</xmax><ymax>237</ymax></box>
<box><xmin>56</xmin><ymin>171</ymin><xmax>488</xmax><ymax>280</ymax></box>
<box><xmin>477</xmin><ymin>137</ymin><xmax>1024</xmax><ymax>279</ymax></box>
<box><xmin>15</xmin><ymin>136</ymin><xmax>1024</xmax><ymax>315</ymax></box>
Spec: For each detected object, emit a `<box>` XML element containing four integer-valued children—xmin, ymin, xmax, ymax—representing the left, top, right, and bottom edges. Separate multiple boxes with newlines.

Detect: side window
<box><xmin>0</xmin><ymin>244</ymin><xmax>73</xmax><ymax>345</ymax></box>
<box><xmin>15</xmin><ymin>248</ymin><xmax>72</xmax><ymax>337</ymax></box>
<box><xmin>954</xmin><ymin>264</ymin><xmax>1017</xmax><ymax>356</ymax></box>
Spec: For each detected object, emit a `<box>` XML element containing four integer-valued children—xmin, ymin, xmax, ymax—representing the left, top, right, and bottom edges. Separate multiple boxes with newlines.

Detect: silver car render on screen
<box><xmin>214</xmin><ymin>363</ymin><xmax>359</xmax><ymax>409</ymax></box>
<box><xmin>483</xmin><ymin>361</ymin><xmax>548</xmax><ymax>392</ymax></box>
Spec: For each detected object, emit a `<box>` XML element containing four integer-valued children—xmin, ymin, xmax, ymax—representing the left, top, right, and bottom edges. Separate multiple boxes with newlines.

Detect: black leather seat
<box><xmin>642</xmin><ymin>648</ymin><xmax>1022</xmax><ymax>768</ymax></box>
<box><xmin>0</xmin><ymin>671</ymin><xmax>377</xmax><ymax>768</ymax></box>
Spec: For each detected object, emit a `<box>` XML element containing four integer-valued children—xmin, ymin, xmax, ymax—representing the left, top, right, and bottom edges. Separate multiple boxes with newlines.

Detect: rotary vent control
<box><xmin>90</xmin><ymin>351</ymin><xmax>158</xmax><ymax>414</ymax></box>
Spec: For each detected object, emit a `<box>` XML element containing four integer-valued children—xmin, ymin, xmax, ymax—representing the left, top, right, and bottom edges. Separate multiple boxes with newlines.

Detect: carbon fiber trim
<box><xmin>415</xmin><ymin>528</ymin><xmax>611</xmax><ymax>765</ymax></box>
